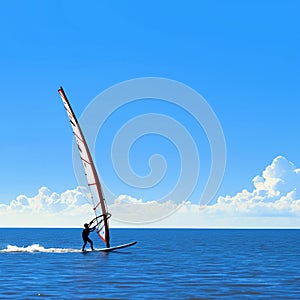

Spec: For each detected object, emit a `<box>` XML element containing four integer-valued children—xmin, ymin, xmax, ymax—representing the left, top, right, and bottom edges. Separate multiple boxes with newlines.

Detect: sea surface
<box><xmin>0</xmin><ymin>228</ymin><xmax>300</xmax><ymax>299</ymax></box>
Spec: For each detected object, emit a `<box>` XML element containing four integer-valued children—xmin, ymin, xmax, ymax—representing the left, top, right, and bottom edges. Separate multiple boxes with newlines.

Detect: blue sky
<box><xmin>0</xmin><ymin>1</ymin><xmax>299</xmax><ymax>226</ymax></box>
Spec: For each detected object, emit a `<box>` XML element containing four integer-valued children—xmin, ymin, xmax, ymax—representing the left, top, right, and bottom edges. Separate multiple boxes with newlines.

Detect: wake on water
<box><xmin>0</xmin><ymin>244</ymin><xmax>82</xmax><ymax>253</ymax></box>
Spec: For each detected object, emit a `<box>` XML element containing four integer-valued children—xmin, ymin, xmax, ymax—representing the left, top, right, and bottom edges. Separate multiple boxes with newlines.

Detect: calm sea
<box><xmin>0</xmin><ymin>228</ymin><xmax>300</xmax><ymax>299</ymax></box>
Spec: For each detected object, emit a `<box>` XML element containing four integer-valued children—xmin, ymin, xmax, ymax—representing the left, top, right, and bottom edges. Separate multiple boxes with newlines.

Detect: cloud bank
<box><xmin>212</xmin><ymin>155</ymin><xmax>300</xmax><ymax>217</ymax></box>
<box><xmin>1</xmin><ymin>156</ymin><xmax>300</xmax><ymax>227</ymax></box>
<box><xmin>0</xmin><ymin>187</ymin><xmax>92</xmax><ymax>227</ymax></box>
<box><xmin>107</xmin><ymin>156</ymin><xmax>300</xmax><ymax>227</ymax></box>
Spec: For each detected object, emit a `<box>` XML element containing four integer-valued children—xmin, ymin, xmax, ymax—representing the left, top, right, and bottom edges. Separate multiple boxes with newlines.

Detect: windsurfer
<box><xmin>82</xmin><ymin>223</ymin><xmax>95</xmax><ymax>251</ymax></box>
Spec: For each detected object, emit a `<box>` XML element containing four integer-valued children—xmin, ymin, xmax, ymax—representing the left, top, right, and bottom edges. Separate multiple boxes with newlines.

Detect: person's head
<box><xmin>84</xmin><ymin>223</ymin><xmax>89</xmax><ymax>228</ymax></box>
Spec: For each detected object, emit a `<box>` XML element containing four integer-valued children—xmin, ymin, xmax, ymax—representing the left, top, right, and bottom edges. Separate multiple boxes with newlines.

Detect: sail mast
<box><xmin>58</xmin><ymin>87</ymin><xmax>110</xmax><ymax>248</ymax></box>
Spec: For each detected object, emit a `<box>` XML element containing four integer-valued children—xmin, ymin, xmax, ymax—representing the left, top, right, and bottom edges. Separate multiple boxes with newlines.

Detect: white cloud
<box><xmin>1</xmin><ymin>156</ymin><xmax>300</xmax><ymax>228</ymax></box>
<box><xmin>213</xmin><ymin>156</ymin><xmax>300</xmax><ymax>217</ymax></box>
<box><xmin>110</xmin><ymin>194</ymin><xmax>180</xmax><ymax>223</ymax></box>
<box><xmin>0</xmin><ymin>187</ymin><xmax>92</xmax><ymax>227</ymax></box>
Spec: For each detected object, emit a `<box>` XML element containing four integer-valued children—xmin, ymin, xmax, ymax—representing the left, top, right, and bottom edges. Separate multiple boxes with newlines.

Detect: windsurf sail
<box><xmin>58</xmin><ymin>87</ymin><xmax>110</xmax><ymax>248</ymax></box>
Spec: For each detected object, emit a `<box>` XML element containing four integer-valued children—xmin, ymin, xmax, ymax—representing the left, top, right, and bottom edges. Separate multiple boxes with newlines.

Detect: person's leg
<box><xmin>82</xmin><ymin>240</ymin><xmax>87</xmax><ymax>251</ymax></box>
<box><xmin>87</xmin><ymin>237</ymin><xmax>94</xmax><ymax>250</ymax></box>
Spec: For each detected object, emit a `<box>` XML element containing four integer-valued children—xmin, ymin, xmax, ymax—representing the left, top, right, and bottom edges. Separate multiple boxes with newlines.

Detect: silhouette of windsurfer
<box><xmin>82</xmin><ymin>223</ymin><xmax>95</xmax><ymax>251</ymax></box>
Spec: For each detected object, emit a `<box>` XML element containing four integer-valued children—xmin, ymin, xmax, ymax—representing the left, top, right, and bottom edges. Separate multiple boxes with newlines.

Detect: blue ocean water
<box><xmin>0</xmin><ymin>229</ymin><xmax>300</xmax><ymax>299</ymax></box>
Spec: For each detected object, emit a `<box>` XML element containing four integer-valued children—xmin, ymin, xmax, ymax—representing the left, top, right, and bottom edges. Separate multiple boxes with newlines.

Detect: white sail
<box><xmin>58</xmin><ymin>87</ymin><xmax>110</xmax><ymax>248</ymax></box>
